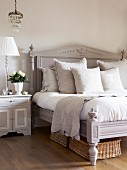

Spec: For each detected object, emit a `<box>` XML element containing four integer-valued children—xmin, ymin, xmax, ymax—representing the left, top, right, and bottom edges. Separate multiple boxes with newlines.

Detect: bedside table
<box><xmin>0</xmin><ymin>95</ymin><xmax>32</xmax><ymax>137</ymax></box>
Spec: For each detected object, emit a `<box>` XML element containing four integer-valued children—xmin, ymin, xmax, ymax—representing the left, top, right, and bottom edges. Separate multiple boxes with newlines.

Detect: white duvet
<box><xmin>33</xmin><ymin>91</ymin><xmax>127</xmax><ymax>122</ymax></box>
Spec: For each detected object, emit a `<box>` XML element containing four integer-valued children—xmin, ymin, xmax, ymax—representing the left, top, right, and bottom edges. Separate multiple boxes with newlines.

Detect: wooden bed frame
<box><xmin>29</xmin><ymin>45</ymin><xmax>127</xmax><ymax>165</ymax></box>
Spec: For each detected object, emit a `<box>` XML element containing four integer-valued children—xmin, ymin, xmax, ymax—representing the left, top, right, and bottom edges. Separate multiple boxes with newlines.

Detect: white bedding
<box><xmin>33</xmin><ymin>91</ymin><xmax>127</xmax><ymax>122</ymax></box>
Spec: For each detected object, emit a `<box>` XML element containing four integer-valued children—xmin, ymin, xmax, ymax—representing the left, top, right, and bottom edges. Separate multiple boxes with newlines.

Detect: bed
<box><xmin>29</xmin><ymin>45</ymin><xmax>127</xmax><ymax>165</ymax></box>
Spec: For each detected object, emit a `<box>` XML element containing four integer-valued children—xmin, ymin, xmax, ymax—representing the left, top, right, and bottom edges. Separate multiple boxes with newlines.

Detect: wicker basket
<box><xmin>50</xmin><ymin>133</ymin><xmax>69</xmax><ymax>147</ymax></box>
<box><xmin>69</xmin><ymin>138</ymin><xmax>121</xmax><ymax>160</ymax></box>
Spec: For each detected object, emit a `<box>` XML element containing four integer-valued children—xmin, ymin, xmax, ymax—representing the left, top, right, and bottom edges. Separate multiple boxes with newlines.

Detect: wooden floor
<box><xmin>0</xmin><ymin>126</ymin><xmax>127</xmax><ymax>170</ymax></box>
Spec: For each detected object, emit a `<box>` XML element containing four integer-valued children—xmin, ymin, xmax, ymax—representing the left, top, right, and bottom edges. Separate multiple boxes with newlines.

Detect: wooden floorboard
<box><xmin>0</xmin><ymin>126</ymin><xmax>127</xmax><ymax>170</ymax></box>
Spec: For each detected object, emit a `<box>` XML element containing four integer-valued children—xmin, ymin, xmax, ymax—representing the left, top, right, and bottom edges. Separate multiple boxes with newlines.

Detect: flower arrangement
<box><xmin>8</xmin><ymin>70</ymin><xmax>29</xmax><ymax>83</ymax></box>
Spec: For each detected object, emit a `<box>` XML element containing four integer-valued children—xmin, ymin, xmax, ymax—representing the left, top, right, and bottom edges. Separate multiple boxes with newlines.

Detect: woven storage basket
<box><xmin>69</xmin><ymin>138</ymin><xmax>121</xmax><ymax>160</ymax></box>
<box><xmin>50</xmin><ymin>133</ymin><xmax>69</xmax><ymax>147</ymax></box>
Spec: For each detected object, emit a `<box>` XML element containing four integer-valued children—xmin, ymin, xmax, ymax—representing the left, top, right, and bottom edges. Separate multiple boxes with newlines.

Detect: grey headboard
<box><xmin>29</xmin><ymin>45</ymin><xmax>123</xmax><ymax>95</ymax></box>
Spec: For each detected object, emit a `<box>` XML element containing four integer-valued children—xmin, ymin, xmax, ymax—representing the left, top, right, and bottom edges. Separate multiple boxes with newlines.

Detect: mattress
<box><xmin>33</xmin><ymin>91</ymin><xmax>127</xmax><ymax>122</ymax></box>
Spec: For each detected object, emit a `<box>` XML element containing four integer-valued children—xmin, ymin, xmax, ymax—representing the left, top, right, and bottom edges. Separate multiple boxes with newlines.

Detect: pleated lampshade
<box><xmin>0</xmin><ymin>37</ymin><xmax>19</xmax><ymax>56</ymax></box>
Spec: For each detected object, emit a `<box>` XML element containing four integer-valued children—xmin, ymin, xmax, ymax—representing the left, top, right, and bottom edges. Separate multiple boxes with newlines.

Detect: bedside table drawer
<box><xmin>0</xmin><ymin>98</ymin><xmax>29</xmax><ymax>106</ymax></box>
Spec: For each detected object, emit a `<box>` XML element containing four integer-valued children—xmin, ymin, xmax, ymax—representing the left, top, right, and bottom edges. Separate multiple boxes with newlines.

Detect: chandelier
<box><xmin>8</xmin><ymin>0</ymin><xmax>23</xmax><ymax>32</ymax></box>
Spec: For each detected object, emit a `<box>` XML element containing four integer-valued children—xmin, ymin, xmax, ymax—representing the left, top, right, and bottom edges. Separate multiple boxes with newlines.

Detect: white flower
<box><xmin>8</xmin><ymin>70</ymin><xmax>28</xmax><ymax>83</ymax></box>
<box><xmin>22</xmin><ymin>73</ymin><xmax>25</xmax><ymax>77</ymax></box>
<box><xmin>18</xmin><ymin>70</ymin><xmax>22</xmax><ymax>75</ymax></box>
<box><xmin>18</xmin><ymin>70</ymin><xmax>25</xmax><ymax>77</ymax></box>
<box><xmin>12</xmin><ymin>71</ymin><xmax>16</xmax><ymax>76</ymax></box>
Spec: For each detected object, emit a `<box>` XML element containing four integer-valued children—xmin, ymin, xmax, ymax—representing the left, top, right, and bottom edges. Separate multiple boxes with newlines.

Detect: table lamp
<box><xmin>0</xmin><ymin>37</ymin><xmax>20</xmax><ymax>93</ymax></box>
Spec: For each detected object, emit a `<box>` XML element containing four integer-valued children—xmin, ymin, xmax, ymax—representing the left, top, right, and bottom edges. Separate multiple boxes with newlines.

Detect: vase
<box><xmin>14</xmin><ymin>82</ymin><xmax>23</xmax><ymax>95</ymax></box>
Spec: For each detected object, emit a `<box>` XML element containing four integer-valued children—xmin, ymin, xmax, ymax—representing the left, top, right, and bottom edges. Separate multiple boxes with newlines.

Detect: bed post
<box><xmin>87</xmin><ymin>110</ymin><xmax>100</xmax><ymax>166</ymax></box>
<box><xmin>29</xmin><ymin>44</ymin><xmax>35</xmax><ymax>95</ymax></box>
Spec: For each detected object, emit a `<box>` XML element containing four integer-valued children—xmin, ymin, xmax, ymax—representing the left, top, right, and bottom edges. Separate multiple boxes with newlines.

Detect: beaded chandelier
<box><xmin>8</xmin><ymin>0</ymin><xmax>23</xmax><ymax>32</ymax></box>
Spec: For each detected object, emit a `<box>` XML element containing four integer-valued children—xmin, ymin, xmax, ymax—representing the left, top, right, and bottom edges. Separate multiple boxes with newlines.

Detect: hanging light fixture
<box><xmin>8</xmin><ymin>0</ymin><xmax>23</xmax><ymax>32</ymax></box>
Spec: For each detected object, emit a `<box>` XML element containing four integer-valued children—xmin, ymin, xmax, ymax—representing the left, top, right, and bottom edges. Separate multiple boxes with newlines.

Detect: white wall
<box><xmin>0</xmin><ymin>0</ymin><xmax>127</xmax><ymax>93</ymax></box>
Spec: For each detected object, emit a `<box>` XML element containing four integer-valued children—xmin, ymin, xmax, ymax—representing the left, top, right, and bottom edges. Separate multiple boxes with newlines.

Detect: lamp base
<box><xmin>5</xmin><ymin>55</ymin><xmax>9</xmax><ymax>94</ymax></box>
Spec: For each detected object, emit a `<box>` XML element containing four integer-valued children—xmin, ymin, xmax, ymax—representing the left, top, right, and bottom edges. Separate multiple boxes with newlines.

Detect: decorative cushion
<box><xmin>101</xmin><ymin>67</ymin><xmax>124</xmax><ymax>91</ymax></box>
<box><xmin>71</xmin><ymin>67</ymin><xmax>104</xmax><ymax>94</ymax></box>
<box><xmin>97</xmin><ymin>59</ymin><xmax>127</xmax><ymax>89</ymax></box>
<box><xmin>41</xmin><ymin>68</ymin><xmax>58</xmax><ymax>92</ymax></box>
<box><xmin>54</xmin><ymin>58</ymin><xmax>87</xmax><ymax>93</ymax></box>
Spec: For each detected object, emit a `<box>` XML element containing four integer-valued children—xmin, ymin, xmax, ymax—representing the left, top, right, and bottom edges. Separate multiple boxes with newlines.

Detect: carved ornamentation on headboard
<box><xmin>29</xmin><ymin>45</ymin><xmax>122</xmax><ymax>95</ymax></box>
<box><xmin>29</xmin><ymin>44</ymin><xmax>35</xmax><ymax>95</ymax></box>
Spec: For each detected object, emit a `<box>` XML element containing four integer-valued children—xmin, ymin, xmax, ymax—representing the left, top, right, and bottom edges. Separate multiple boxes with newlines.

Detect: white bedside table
<box><xmin>0</xmin><ymin>94</ymin><xmax>32</xmax><ymax>137</ymax></box>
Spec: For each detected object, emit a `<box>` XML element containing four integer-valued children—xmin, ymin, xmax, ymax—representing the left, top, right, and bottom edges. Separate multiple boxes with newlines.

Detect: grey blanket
<box><xmin>51</xmin><ymin>96</ymin><xmax>88</xmax><ymax>139</ymax></box>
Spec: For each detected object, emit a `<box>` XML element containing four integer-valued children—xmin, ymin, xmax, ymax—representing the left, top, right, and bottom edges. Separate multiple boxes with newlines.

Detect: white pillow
<box><xmin>54</xmin><ymin>58</ymin><xmax>87</xmax><ymax>93</ymax></box>
<box><xmin>71</xmin><ymin>67</ymin><xmax>104</xmax><ymax>94</ymax></box>
<box><xmin>41</xmin><ymin>68</ymin><xmax>58</xmax><ymax>92</ymax></box>
<box><xmin>97</xmin><ymin>59</ymin><xmax>127</xmax><ymax>89</ymax></box>
<box><xmin>101</xmin><ymin>67</ymin><xmax>124</xmax><ymax>91</ymax></box>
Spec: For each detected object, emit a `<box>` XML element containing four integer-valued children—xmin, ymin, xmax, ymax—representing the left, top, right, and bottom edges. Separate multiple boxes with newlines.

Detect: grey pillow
<box><xmin>41</xmin><ymin>68</ymin><xmax>58</xmax><ymax>92</ymax></box>
<box><xmin>54</xmin><ymin>58</ymin><xmax>87</xmax><ymax>93</ymax></box>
